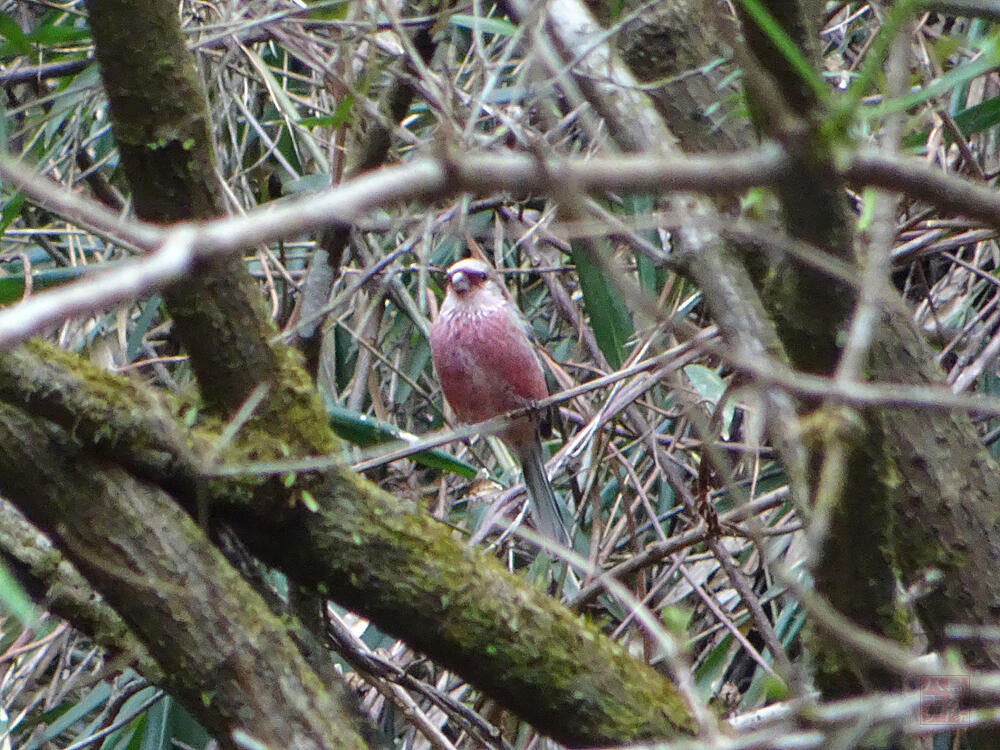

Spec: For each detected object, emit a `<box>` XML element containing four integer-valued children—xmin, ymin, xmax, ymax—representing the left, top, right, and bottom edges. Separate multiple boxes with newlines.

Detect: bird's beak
<box><xmin>449</xmin><ymin>271</ymin><xmax>470</xmax><ymax>294</ymax></box>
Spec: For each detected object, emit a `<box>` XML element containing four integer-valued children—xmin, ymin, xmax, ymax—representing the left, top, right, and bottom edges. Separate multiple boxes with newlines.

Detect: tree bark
<box><xmin>0</xmin><ymin>404</ymin><xmax>368</xmax><ymax>750</ymax></box>
<box><xmin>0</xmin><ymin>339</ymin><xmax>696</xmax><ymax>744</ymax></box>
<box><xmin>86</xmin><ymin>0</ymin><xmax>281</xmax><ymax>417</ymax></box>
<box><xmin>0</xmin><ymin>0</ymin><xmax>702</xmax><ymax>744</ymax></box>
<box><xmin>733</xmin><ymin>0</ymin><xmax>1000</xmax><ymax>690</ymax></box>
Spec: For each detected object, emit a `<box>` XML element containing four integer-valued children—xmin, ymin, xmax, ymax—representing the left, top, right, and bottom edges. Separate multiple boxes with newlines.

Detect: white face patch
<box><xmin>441</xmin><ymin>280</ymin><xmax>508</xmax><ymax>320</ymax></box>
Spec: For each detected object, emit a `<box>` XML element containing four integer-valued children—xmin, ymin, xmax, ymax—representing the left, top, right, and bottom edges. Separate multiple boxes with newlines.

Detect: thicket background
<box><xmin>2</xmin><ymin>1</ymin><xmax>1000</xmax><ymax>749</ymax></box>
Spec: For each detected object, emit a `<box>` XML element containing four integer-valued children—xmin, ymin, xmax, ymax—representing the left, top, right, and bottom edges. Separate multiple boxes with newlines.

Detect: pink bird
<box><xmin>430</xmin><ymin>257</ymin><xmax>571</xmax><ymax>546</ymax></box>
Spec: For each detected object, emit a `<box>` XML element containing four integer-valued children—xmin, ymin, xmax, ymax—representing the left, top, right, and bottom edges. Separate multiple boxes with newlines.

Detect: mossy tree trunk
<box><xmin>9</xmin><ymin>0</ymin><xmax>1000</xmax><ymax>746</ymax></box>
<box><xmin>732</xmin><ymin>0</ymin><xmax>1000</xmax><ymax>693</ymax></box>
<box><xmin>585</xmin><ymin>0</ymin><xmax>1000</xmax><ymax>699</ymax></box>
<box><xmin>0</xmin><ymin>0</ymin><xmax>699</xmax><ymax>746</ymax></box>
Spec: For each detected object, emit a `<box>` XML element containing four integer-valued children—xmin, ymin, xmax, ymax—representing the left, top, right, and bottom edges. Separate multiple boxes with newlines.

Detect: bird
<box><xmin>429</xmin><ymin>257</ymin><xmax>571</xmax><ymax>546</ymax></box>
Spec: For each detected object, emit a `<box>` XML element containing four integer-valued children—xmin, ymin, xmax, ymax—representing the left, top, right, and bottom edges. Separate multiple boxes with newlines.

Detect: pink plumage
<box><xmin>430</xmin><ymin>258</ymin><xmax>570</xmax><ymax>545</ymax></box>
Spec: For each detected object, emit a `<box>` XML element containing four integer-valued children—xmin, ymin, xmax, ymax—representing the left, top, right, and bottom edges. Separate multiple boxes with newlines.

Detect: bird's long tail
<box><xmin>518</xmin><ymin>438</ymin><xmax>571</xmax><ymax>547</ymax></box>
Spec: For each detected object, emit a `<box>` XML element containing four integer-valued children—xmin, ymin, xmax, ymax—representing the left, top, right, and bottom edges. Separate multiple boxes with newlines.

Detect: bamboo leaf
<box><xmin>449</xmin><ymin>14</ymin><xmax>517</xmax><ymax>36</ymax></box>
<box><xmin>326</xmin><ymin>402</ymin><xmax>477</xmax><ymax>479</ymax></box>
<box><xmin>571</xmin><ymin>241</ymin><xmax>633</xmax><ymax>370</ymax></box>
<box><xmin>0</xmin><ymin>265</ymin><xmax>93</xmax><ymax>305</ymax></box>
<box><xmin>0</xmin><ymin>562</ymin><xmax>37</xmax><ymax>626</ymax></box>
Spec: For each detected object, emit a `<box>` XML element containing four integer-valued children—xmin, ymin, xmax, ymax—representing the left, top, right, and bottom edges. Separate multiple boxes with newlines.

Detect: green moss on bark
<box><xmin>0</xmin><ymin>404</ymin><xmax>368</xmax><ymax>750</ymax></box>
<box><xmin>242</xmin><ymin>464</ymin><xmax>696</xmax><ymax>744</ymax></box>
<box><xmin>85</xmin><ymin>0</ymin><xmax>285</xmax><ymax>417</ymax></box>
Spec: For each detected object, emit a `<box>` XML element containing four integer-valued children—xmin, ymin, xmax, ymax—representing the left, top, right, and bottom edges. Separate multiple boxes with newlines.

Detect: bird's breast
<box><xmin>430</xmin><ymin>305</ymin><xmax>548</xmax><ymax>426</ymax></box>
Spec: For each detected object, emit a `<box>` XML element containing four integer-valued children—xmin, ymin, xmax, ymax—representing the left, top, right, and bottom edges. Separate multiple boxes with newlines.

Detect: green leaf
<box><xmin>448</xmin><ymin>14</ymin><xmax>517</xmax><ymax>36</ymax></box>
<box><xmin>0</xmin><ymin>99</ymin><xmax>7</xmax><ymax>150</ymax></box>
<box><xmin>655</xmin><ymin>478</ymin><xmax>676</xmax><ymax>516</ymax></box>
<box><xmin>329</xmin><ymin>94</ymin><xmax>355</xmax><ymax>129</ymax></box>
<box><xmin>982</xmin><ymin>371</ymin><xmax>1000</xmax><ymax>460</ymax></box>
<box><xmin>0</xmin><ymin>265</ymin><xmax>94</xmax><ymax>305</ymax></box>
<box><xmin>393</xmin><ymin>329</ymin><xmax>430</xmax><ymax>405</ymax></box>
<box><xmin>740</xmin><ymin>603</ymin><xmax>803</xmax><ymax>709</ymax></box>
<box><xmin>136</xmin><ymin>695</ymin><xmax>207</xmax><ymax>750</ymax></box>
<box><xmin>571</xmin><ymin>241</ymin><xmax>633</xmax><ymax>370</ymax></box>
<box><xmin>0</xmin><ymin>561</ymin><xmax>37</xmax><ymax>626</ymax></box>
<box><xmin>867</xmin><ymin>30</ymin><xmax>1000</xmax><ymax>121</ymax></box>
<box><xmin>298</xmin><ymin>114</ymin><xmax>342</xmax><ymax>129</ymax></box>
<box><xmin>325</xmin><ymin>401</ymin><xmax>477</xmax><ymax>479</ymax></box>
<box><xmin>0</xmin><ymin>192</ymin><xmax>24</xmax><ymax>233</ymax></box>
<box><xmin>306</xmin><ymin>0</ymin><xmax>349</xmax><ymax>20</ymax></box>
<box><xmin>136</xmin><ymin>699</ymin><xmax>165</xmax><ymax>750</ymax></box>
<box><xmin>954</xmin><ymin>93</ymin><xmax>1000</xmax><ymax>136</ymax></box>
<box><xmin>23</xmin><ymin>682</ymin><xmax>112</xmax><ymax>749</ymax></box>
<box><xmin>332</xmin><ymin>323</ymin><xmax>356</xmax><ymax>394</ymax></box>
<box><xmin>88</xmin><ymin>686</ymin><xmax>158</xmax><ymax>750</ymax></box>
<box><xmin>683</xmin><ymin>364</ymin><xmax>735</xmax><ymax>439</ymax></box>
<box><xmin>831</xmin><ymin>0</ymin><xmax>920</xmax><ymax>131</ymax></box>
<box><xmin>683</xmin><ymin>364</ymin><xmax>725</xmax><ymax>402</ymax></box>
<box><xmin>126</xmin><ymin>295</ymin><xmax>162</xmax><ymax>363</ymax></box>
<box><xmin>694</xmin><ymin>632</ymin><xmax>734</xmax><ymax>698</ymax></box>
<box><xmin>763</xmin><ymin>674</ymin><xmax>789</xmax><ymax>701</ymax></box>
<box><xmin>101</xmin><ymin>720</ymin><xmax>139</xmax><ymax>750</ymax></box>
<box><xmin>903</xmin><ymin>93</ymin><xmax>1000</xmax><ymax>151</ymax></box>
<box><xmin>27</xmin><ymin>17</ymin><xmax>90</xmax><ymax>47</ymax></box>
<box><xmin>269</xmin><ymin>117</ymin><xmax>302</xmax><ymax>175</ymax></box>
<box><xmin>283</xmin><ymin>173</ymin><xmax>332</xmax><ymax>194</ymax></box>
<box><xmin>660</xmin><ymin>605</ymin><xmax>692</xmax><ymax>640</ymax></box>
<box><xmin>167</xmin><ymin>698</ymin><xmax>210</xmax><ymax>748</ymax></box>
<box><xmin>623</xmin><ymin>194</ymin><xmax>668</xmax><ymax>294</ymax></box>
<box><xmin>0</xmin><ymin>14</ymin><xmax>30</xmax><ymax>56</ymax></box>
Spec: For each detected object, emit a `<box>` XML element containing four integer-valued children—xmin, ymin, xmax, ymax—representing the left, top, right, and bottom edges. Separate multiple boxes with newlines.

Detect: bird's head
<box><xmin>442</xmin><ymin>258</ymin><xmax>509</xmax><ymax>307</ymax></box>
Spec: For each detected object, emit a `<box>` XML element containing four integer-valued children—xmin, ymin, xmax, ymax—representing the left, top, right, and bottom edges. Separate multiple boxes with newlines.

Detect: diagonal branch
<box><xmin>0</xmin><ymin>403</ymin><xmax>369</xmax><ymax>750</ymax></box>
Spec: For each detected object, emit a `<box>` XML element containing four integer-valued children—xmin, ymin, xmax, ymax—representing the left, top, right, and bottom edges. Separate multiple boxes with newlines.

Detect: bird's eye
<box><xmin>446</xmin><ymin>265</ymin><xmax>491</xmax><ymax>293</ymax></box>
<box><xmin>449</xmin><ymin>269</ymin><xmax>486</xmax><ymax>285</ymax></box>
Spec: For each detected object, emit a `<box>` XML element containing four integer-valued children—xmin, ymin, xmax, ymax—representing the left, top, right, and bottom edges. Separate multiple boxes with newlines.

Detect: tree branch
<box><xmin>0</xmin><ymin>404</ymin><xmax>369</xmax><ymax>750</ymax></box>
